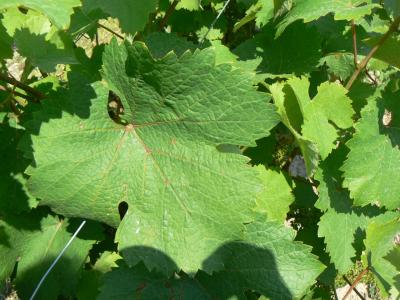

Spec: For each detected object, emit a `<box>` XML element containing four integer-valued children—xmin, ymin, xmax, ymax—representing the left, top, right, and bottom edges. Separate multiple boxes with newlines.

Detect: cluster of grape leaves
<box><xmin>0</xmin><ymin>0</ymin><xmax>399</xmax><ymax>299</ymax></box>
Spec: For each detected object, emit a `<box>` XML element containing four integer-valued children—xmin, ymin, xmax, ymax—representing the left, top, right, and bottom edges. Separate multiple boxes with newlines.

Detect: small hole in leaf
<box><xmin>118</xmin><ymin>201</ymin><xmax>128</xmax><ymax>220</ymax></box>
<box><xmin>108</xmin><ymin>91</ymin><xmax>126</xmax><ymax>124</ymax></box>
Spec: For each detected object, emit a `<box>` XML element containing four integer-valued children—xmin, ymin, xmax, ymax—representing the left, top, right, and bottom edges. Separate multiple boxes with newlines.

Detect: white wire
<box><xmin>200</xmin><ymin>0</ymin><xmax>232</xmax><ymax>45</ymax></box>
<box><xmin>29</xmin><ymin>220</ymin><xmax>86</xmax><ymax>300</ymax></box>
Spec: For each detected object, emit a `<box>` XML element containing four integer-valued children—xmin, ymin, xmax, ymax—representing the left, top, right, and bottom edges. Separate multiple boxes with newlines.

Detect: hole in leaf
<box><xmin>108</xmin><ymin>91</ymin><xmax>126</xmax><ymax>125</ymax></box>
<box><xmin>118</xmin><ymin>201</ymin><xmax>128</xmax><ymax>220</ymax></box>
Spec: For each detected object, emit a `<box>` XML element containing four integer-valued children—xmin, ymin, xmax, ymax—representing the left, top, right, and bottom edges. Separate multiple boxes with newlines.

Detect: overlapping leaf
<box><xmin>255</xmin><ymin>166</ymin><xmax>294</xmax><ymax>222</ymax></box>
<box><xmin>276</xmin><ymin>0</ymin><xmax>379</xmax><ymax>36</ymax></box>
<box><xmin>363</xmin><ymin>213</ymin><xmax>400</xmax><ymax>297</ymax></box>
<box><xmin>83</xmin><ymin>0</ymin><xmax>158</xmax><ymax>34</ymax></box>
<box><xmin>0</xmin><ymin>0</ymin><xmax>81</xmax><ymax>29</ymax></box>
<box><xmin>270</xmin><ymin>77</ymin><xmax>354</xmax><ymax>175</ymax></box>
<box><xmin>100</xmin><ymin>221</ymin><xmax>324</xmax><ymax>300</ymax></box>
<box><xmin>342</xmin><ymin>90</ymin><xmax>400</xmax><ymax>209</ymax></box>
<box><xmin>315</xmin><ymin>148</ymin><xmax>373</xmax><ymax>274</ymax></box>
<box><xmin>196</xmin><ymin>221</ymin><xmax>325</xmax><ymax>299</ymax></box>
<box><xmin>0</xmin><ymin>209</ymin><xmax>98</xmax><ymax>299</ymax></box>
<box><xmin>25</xmin><ymin>40</ymin><xmax>279</xmax><ymax>274</ymax></box>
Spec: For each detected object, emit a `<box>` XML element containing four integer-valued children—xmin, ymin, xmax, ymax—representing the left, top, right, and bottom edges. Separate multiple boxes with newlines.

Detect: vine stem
<box><xmin>342</xmin><ymin>267</ymin><xmax>369</xmax><ymax>300</ymax></box>
<box><xmin>159</xmin><ymin>0</ymin><xmax>179</xmax><ymax>30</ymax></box>
<box><xmin>0</xmin><ymin>85</ymin><xmax>35</xmax><ymax>101</ymax></box>
<box><xmin>342</xmin><ymin>275</ymin><xmax>365</xmax><ymax>300</ymax></box>
<box><xmin>98</xmin><ymin>22</ymin><xmax>124</xmax><ymax>40</ymax></box>
<box><xmin>351</xmin><ymin>20</ymin><xmax>358</xmax><ymax>68</ymax></box>
<box><xmin>0</xmin><ymin>73</ymin><xmax>45</xmax><ymax>100</ymax></box>
<box><xmin>345</xmin><ymin>16</ymin><xmax>400</xmax><ymax>90</ymax></box>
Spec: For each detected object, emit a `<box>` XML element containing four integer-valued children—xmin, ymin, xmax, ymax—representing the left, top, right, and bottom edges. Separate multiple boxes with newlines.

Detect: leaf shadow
<box><xmin>110</xmin><ymin>244</ymin><xmax>293</xmax><ymax>299</ymax></box>
<box><xmin>0</xmin><ymin>122</ymin><xmax>38</xmax><ymax>228</ymax></box>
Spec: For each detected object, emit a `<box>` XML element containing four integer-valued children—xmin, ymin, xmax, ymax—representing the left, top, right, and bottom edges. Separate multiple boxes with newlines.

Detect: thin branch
<box><xmin>159</xmin><ymin>0</ymin><xmax>179</xmax><ymax>30</ymax></box>
<box><xmin>351</xmin><ymin>20</ymin><xmax>358</xmax><ymax>68</ymax></box>
<box><xmin>343</xmin><ymin>275</ymin><xmax>366</xmax><ymax>300</ymax></box>
<box><xmin>346</xmin><ymin>16</ymin><xmax>400</xmax><ymax>90</ymax></box>
<box><xmin>343</xmin><ymin>268</ymin><xmax>369</xmax><ymax>300</ymax></box>
<box><xmin>365</xmin><ymin>69</ymin><xmax>378</xmax><ymax>85</ymax></box>
<box><xmin>0</xmin><ymin>85</ymin><xmax>35</xmax><ymax>101</ymax></box>
<box><xmin>0</xmin><ymin>73</ymin><xmax>45</xmax><ymax>100</ymax></box>
<box><xmin>97</xmin><ymin>22</ymin><xmax>124</xmax><ymax>40</ymax></box>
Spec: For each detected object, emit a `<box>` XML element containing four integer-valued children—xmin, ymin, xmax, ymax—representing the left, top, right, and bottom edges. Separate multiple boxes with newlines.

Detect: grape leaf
<box><xmin>255</xmin><ymin>166</ymin><xmax>294</xmax><ymax>222</ymax></box>
<box><xmin>83</xmin><ymin>0</ymin><xmax>158</xmax><ymax>34</ymax></box>
<box><xmin>77</xmin><ymin>252</ymin><xmax>121</xmax><ymax>300</ymax></box>
<box><xmin>364</xmin><ymin>34</ymin><xmax>400</xmax><ymax>69</ymax></box>
<box><xmin>0</xmin><ymin>122</ymin><xmax>36</xmax><ymax>214</ymax></box>
<box><xmin>15</xmin><ymin>28</ymin><xmax>78</xmax><ymax>72</ymax></box>
<box><xmin>234</xmin><ymin>22</ymin><xmax>322</xmax><ymax>76</ymax></box>
<box><xmin>270</xmin><ymin>77</ymin><xmax>354</xmax><ymax>175</ymax></box>
<box><xmin>0</xmin><ymin>0</ymin><xmax>81</xmax><ymax>29</ymax></box>
<box><xmin>0</xmin><ymin>209</ymin><xmax>98</xmax><ymax>299</ymax></box>
<box><xmin>175</xmin><ymin>0</ymin><xmax>201</xmax><ymax>11</ymax></box>
<box><xmin>363</xmin><ymin>213</ymin><xmax>400</xmax><ymax>297</ymax></box>
<box><xmin>0</xmin><ymin>15</ymin><xmax>13</xmax><ymax>61</ymax></box>
<box><xmin>25</xmin><ymin>40</ymin><xmax>279</xmax><ymax>275</ymax></box>
<box><xmin>342</xmin><ymin>90</ymin><xmax>400</xmax><ymax>209</ymax></box>
<box><xmin>276</xmin><ymin>0</ymin><xmax>379</xmax><ymax>37</ymax></box>
<box><xmin>384</xmin><ymin>0</ymin><xmax>400</xmax><ymax>18</ymax></box>
<box><xmin>196</xmin><ymin>220</ymin><xmax>325</xmax><ymax>299</ymax></box>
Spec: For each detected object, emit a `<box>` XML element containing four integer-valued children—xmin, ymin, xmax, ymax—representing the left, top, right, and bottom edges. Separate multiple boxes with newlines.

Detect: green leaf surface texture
<box><xmin>0</xmin><ymin>0</ymin><xmax>81</xmax><ymax>29</ymax></box>
<box><xmin>342</xmin><ymin>90</ymin><xmax>400</xmax><ymax>209</ymax></box>
<box><xmin>363</xmin><ymin>213</ymin><xmax>400</xmax><ymax>296</ymax></box>
<box><xmin>100</xmin><ymin>221</ymin><xmax>324</xmax><ymax>299</ymax></box>
<box><xmin>84</xmin><ymin>0</ymin><xmax>158</xmax><ymax>34</ymax></box>
<box><xmin>255</xmin><ymin>166</ymin><xmax>294</xmax><ymax>222</ymax></box>
<box><xmin>276</xmin><ymin>0</ymin><xmax>379</xmax><ymax>36</ymax></box>
<box><xmin>270</xmin><ymin>76</ymin><xmax>354</xmax><ymax>175</ymax></box>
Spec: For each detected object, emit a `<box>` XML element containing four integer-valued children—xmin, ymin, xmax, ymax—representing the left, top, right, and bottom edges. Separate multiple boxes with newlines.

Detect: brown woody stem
<box><xmin>0</xmin><ymin>73</ymin><xmax>45</xmax><ymax>100</ymax></box>
<box><xmin>345</xmin><ymin>16</ymin><xmax>400</xmax><ymax>90</ymax></box>
<box><xmin>343</xmin><ymin>267</ymin><xmax>369</xmax><ymax>300</ymax></box>
<box><xmin>159</xmin><ymin>0</ymin><xmax>179</xmax><ymax>30</ymax></box>
<box><xmin>98</xmin><ymin>23</ymin><xmax>124</xmax><ymax>40</ymax></box>
<box><xmin>351</xmin><ymin>20</ymin><xmax>358</xmax><ymax>68</ymax></box>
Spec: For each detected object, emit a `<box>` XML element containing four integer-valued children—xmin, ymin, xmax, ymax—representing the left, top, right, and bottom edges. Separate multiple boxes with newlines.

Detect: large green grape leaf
<box><xmin>99</xmin><ymin>221</ymin><xmax>324</xmax><ymax>299</ymax></box>
<box><xmin>0</xmin><ymin>209</ymin><xmax>99</xmax><ymax>299</ymax></box>
<box><xmin>363</xmin><ymin>213</ymin><xmax>400</xmax><ymax>297</ymax></box>
<box><xmin>342</xmin><ymin>90</ymin><xmax>400</xmax><ymax>209</ymax></box>
<box><xmin>25</xmin><ymin>40</ymin><xmax>279</xmax><ymax>275</ymax></box>
<box><xmin>276</xmin><ymin>0</ymin><xmax>379</xmax><ymax>36</ymax></box>
<box><xmin>83</xmin><ymin>0</ymin><xmax>158</xmax><ymax>34</ymax></box>
<box><xmin>255</xmin><ymin>166</ymin><xmax>294</xmax><ymax>222</ymax></box>
<box><xmin>0</xmin><ymin>0</ymin><xmax>81</xmax><ymax>29</ymax></box>
<box><xmin>270</xmin><ymin>77</ymin><xmax>354</xmax><ymax>175</ymax></box>
<box><xmin>196</xmin><ymin>221</ymin><xmax>325</xmax><ymax>299</ymax></box>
